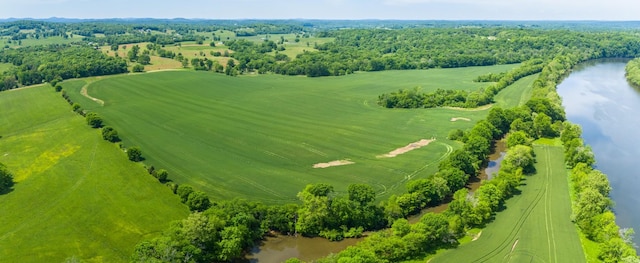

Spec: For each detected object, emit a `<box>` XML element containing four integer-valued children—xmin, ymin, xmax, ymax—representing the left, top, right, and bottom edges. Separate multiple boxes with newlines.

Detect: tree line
<box><xmin>625</xmin><ymin>58</ymin><xmax>640</xmax><ymax>88</ymax></box>
<box><xmin>377</xmin><ymin>59</ymin><xmax>544</xmax><ymax>109</ymax></box>
<box><xmin>0</xmin><ymin>44</ymin><xmax>127</xmax><ymax>91</ymax></box>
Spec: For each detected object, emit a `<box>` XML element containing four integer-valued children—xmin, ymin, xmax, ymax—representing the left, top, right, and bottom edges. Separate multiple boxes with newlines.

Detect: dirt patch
<box><xmin>450</xmin><ymin>117</ymin><xmax>471</xmax><ymax>122</ymax></box>
<box><xmin>472</xmin><ymin>231</ymin><xmax>483</xmax><ymax>241</ymax></box>
<box><xmin>378</xmin><ymin>138</ymin><xmax>436</xmax><ymax>158</ymax></box>
<box><xmin>511</xmin><ymin>239</ymin><xmax>519</xmax><ymax>252</ymax></box>
<box><xmin>313</xmin><ymin>159</ymin><xmax>354</xmax><ymax>168</ymax></box>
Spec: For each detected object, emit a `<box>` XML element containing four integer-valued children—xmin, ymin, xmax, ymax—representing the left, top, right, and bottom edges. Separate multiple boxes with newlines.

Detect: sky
<box><xmin>0</xmin><ymin>0</ymin><xmax>639</xmax><ymax>20</ymax></box>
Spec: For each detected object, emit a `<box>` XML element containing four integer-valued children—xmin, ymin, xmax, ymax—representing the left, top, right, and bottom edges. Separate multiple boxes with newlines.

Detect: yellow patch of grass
<box><xmin>14</xmin><ymin>144</ymin><xmax>80</xmax><ymax>181</ymax></box>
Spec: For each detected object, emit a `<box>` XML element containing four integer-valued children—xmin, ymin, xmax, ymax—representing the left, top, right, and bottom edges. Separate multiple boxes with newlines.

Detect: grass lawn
<box><xmin>62</xmin><ymin>64</ymin><xmax>533</xmax><ymax>204</ymax></box>
<box><xmin>0</xmin><ymin>85</ymin><xmax>189</xmax><ymax>262</ymax></box>
<box><xmin>430</xmin><ymin>145</ymin><xmax>585</xmax><ymax>263</ymax></box>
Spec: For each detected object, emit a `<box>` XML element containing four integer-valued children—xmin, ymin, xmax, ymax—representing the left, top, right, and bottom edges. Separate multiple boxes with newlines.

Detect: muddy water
<box><xmin>557</xmin><ymin>59</ymin><xmax>639</xmax><ymax>240</ymax></box>
<box><xmin>246</xmin><ymin>235</ymin><xmax>363</xmax><ymax>263</ymax></box>
<box><xmin>408</xmin><ymin>140</ymin><xmax>507</xmax><ymax>223</ymax></box>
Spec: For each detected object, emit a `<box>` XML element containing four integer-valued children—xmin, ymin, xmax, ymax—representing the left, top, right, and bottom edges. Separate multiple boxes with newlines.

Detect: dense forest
<box><xmin>2</xmin><ymin>19</ymin><xmax>639</xmax><ymax>262</ymax></box>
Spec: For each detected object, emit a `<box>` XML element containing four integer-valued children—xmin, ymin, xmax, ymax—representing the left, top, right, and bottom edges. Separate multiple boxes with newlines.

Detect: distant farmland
<box><xmin>64</xmin><ymin>65</ymin><xmax>533</xmax><ymax>203</ymax></box>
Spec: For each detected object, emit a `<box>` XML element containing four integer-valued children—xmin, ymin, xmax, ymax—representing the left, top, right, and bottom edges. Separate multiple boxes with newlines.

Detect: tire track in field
<box><xmin>468</xmin><ymin>146</ymin><xmax>550</xmax><ymax>263</ymax></box>
<box><xmin>543</xmin><ymin>146</ymin><xmax>558</xmax><ymax>263</ymax></box>
<box><xmin>376</xmin><ymin>142</ymin><xmax>453</xmax><ymax>196</ymax></box>
<box><xmin>234</xmin><ymin>175</ymin><xmax>285</xmax><ymax>198</ymax></box>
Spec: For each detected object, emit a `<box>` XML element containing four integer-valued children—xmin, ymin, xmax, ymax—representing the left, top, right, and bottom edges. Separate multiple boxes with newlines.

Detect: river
<box><xmin>557</xmin><ymin>59</ymin><xmax>640</xmax><ymax>238</ymax></box>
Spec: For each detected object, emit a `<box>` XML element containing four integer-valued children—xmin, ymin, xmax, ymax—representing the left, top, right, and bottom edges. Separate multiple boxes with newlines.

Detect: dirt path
<box><xmin>80</xmin><ymin>82</ymin><xmax>105</xmax><ymax>106</ymax></box>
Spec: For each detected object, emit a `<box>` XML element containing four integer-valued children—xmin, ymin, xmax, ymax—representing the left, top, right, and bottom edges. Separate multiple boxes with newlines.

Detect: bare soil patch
<box><xmin>378</xmin><ymin>138</ymin><xmax>436</xmax><ymax>158</ymax></box>
<box><xmin>472</xmin><ymin>231</ymin><xmax>483</xmax><ymax>241</ymax></box>
<box><xmin>450</xmin><ymin>117</ymin><xmax>471</xmax><ymax>122</ymax></box>
<box><xmin>444</xmin><ymin>104</ymin><xmax>493</xmax><ymax>111</ymax></box>
<box><xmin>313</xmin><ymin>159</ymin><xmax>355</xmax><ymax>168</ymax></box>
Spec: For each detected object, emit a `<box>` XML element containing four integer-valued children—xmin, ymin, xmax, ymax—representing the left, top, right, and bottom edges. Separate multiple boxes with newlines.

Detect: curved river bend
<box><xmin>557</xmin><ymin>59</ymin><xmax>639</xmax><ymax>238</ymax></box>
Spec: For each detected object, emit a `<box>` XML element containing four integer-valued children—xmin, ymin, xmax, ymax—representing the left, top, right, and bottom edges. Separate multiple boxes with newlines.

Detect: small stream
<box><xmin>409</xmin><ymin>140</ymin><xmax>506</xmax><ymax>223</ymax></box>
<box><xmin>248</xmin><ymin>141</ymin><xmax>507</xmax><ymax>262</ymax></box>
<box><xmin>246</xmin><ymin>235</ymin><xmax>363</xmax><ymax>263</ymax></box>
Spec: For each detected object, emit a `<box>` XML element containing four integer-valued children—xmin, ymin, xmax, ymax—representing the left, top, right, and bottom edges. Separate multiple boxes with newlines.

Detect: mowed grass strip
<box><xmin>0</xmin><ymin>86</ymin><xmax>189</xmax><ymax>262</ymax></box>
<box><xmin>65</xmin><ymin>65</ymin><xmax>523</xmax><ymax>203</ymax></box>
<box><xmin>431</xmin><ymin>145</ymin><xmax>585</xmax><ymax>263</ymax></box>
<box><xmin>494</xmin><ymin>73</ymin><xmax>538</xmax><ymax>108</ymax></box>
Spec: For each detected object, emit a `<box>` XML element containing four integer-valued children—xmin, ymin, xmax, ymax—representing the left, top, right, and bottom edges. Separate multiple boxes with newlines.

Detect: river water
<box><xmin>557</xmin><ymin>59</ymin><xmax>640</xmax><ymax>238</ymax></box>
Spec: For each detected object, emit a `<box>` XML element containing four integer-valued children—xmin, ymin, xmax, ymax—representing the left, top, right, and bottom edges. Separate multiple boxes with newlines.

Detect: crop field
<box><xmin>61</xmin><ymin>64</ymin><xmax>536</xmax><ymax>203</ymax></box>
<box><xmin>431</xmin><ymin>145</ymin><xmax>585</xmax><ymax>263</ymax></box>
<box><xmin>0</xmin><ymin>85</ymin><xmax>189</xmax><ymax>262</ymax></box>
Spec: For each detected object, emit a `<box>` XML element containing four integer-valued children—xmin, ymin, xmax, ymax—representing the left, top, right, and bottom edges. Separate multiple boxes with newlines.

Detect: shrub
<box><xmin>154</xmin><ymin>169</ymin><xmax>168</xmax><ymax>182</ymax></box>
<box><xmin>132</xmin><ymin>64</ymin><xmax>145</xmax><ymax>73</ymax></box>
<box><xmin>101</xmin><ymin>126</ymin><xmax>119</xmax><ymax>142</ymax></box>
<box><xmin>85</xmin><ymin>112</ymin><xmax>103</xmax><ymax>128</ymax></box>
<box><xmin>0</xmin><ymin>163</ymin><xmax>14</xmax><ymax>194</ymax></box>
<box><xmin>72</xmin><ymin>103</ymin><xmax>82</xmax><ymax>112</ymax></box>
<box><xmin>127</xmin><ymin>146</ymin><xmax>143</xmax><ymax>162</ymax></box>
<box><xmin>54</xmin><ymin>85</ymin><xmax>62</xmax><ymax>92</ymax></box>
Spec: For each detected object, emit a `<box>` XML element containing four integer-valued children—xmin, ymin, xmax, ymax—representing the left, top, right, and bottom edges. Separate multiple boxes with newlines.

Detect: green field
<box><xmin>494</xmin><ymin>73</ymin><xmax>538</xmax><ymax>108</ymax></box>
<box><xmin>431</xmin><ymin>144</ymin><xmax>585</xmax><ymax>263</ymax></box>
<box><xmin>62</xmin><ymin>64</ymin><xmax>535</xmax><ymax>203</ymax></box>
<box><xmin>1</xmin><ymin>35</ymin><xmax>83</xmax><ymax>48</ymax></box>
<box><xmin>0</xmin><ymin>85</ymin><xmax>189</xmax><ymax>262</ymax></box>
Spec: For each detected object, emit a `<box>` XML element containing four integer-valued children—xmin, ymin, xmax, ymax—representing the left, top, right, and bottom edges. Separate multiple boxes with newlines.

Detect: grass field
<box><xmin>1</xmin><ymin>35</ymin><xmax>83</xmax><ymax>48</ymax></box>
<box><xmin>430</xmin><ymin>144</ymin><xmax>585</xmax><ymax>263</ymax></box>
<box><xmin>0</xmin><ymin>85</ymin><xmax>189</xmax><ymax>262</ymax></box>
<box><xmin>494</xmin><ymin>73</ymin><xmax>538</xmax><ymax>108</ymax></box>
<box><xmin>62</xmin><ymin>64</ymin><xmax>536</xmax><ymax>203</ymax></box>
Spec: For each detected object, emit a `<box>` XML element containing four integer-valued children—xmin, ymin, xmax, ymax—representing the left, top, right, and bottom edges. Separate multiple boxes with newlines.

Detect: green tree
<box><xmin>502</xmin><ymin>145</ymin><xmax>535</xmax><ymax>174</ymax></box>
<box><xmin>176</xmin><ymin>185</ymin><xmax>194</xmax><ymax>203</ymax></box>
<box><xmin>348</xmin><ymin>184</ymin><xmax>375</xmax><ymax>205</ymax></box>
<box><xmin>101</xmin><ymin>126</ymin><xmax>120</xmax><ymax>142</ymax></box>
<box><xmin>132</xmin><ymin>64</ymin><xmax>144</xmax><ymax>72</ymax></box>
<box><xmin>186</xmin><ymin>191</ymin><xmax>211</xmax><ymax>212</ymax></box>
<box><xmin>505</xmin><ymin>130</ymin><xmax>532</xmax><ymax>148</ymax></box>
<box><xmin>0</xmin><ymin>163</ymin><xmax>14</xmax><ymax>194</ymax></box>
<box><xmin>533</xmin><ymin>112</ymin><xmax>556</xmax><ymax>138</ymax></box>
<box><xmin>154</xmin><ymin>169</ymin><xmax>168</xmax><ymax>182</ymax></box>
<box><xmin>85</xmin><ymin>112</ymin><xmax>103</xmax><ymax>128</ymax></box>
<box><xmin>138</xmin><ymin>54</ymin><xmax>151</xmax><ymax>65</ymax></box>
<box><xmin>128</xmin><ymin>44</ymin><xmax>140</xmax><ymax>62</ymax></box>
<box><xmin>127</xmin><ymin>146</ymin><xmax>143</xmax><ymax>162</ymax></box>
